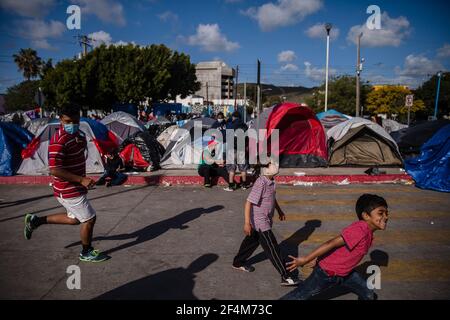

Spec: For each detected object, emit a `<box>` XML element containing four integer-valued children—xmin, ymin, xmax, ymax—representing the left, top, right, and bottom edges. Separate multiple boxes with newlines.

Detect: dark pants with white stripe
<box><xmin>233</xmin><ymin>229</ymin><xmax>290</xmax><ymax>279</ymax></box>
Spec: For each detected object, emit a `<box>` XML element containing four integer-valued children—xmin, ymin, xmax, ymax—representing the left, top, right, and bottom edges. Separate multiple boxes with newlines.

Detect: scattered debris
<box><xmin>293</xmin><ymin>181</ymin><xmax>315</xmax><ymax>187</ymax></box>
<box><xmin>431</xmin><ymin>221</ymin><xmax>435</xmax><ymax>225</ymax></box>
<box><xmin>162</xmin><ymin>181</ymin><xmax>171</xmax><ymax>187</ymax></box>
<box><xmin>336</xmin><ymin>178</ymin><xmax>350</xmax><ymax>185</ymax></box>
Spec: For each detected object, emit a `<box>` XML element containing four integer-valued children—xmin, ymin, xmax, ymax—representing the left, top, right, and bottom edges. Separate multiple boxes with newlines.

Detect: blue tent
<box><xmin>316</xmin><ymin>109</ymin><xmax>350</xmax><ymax>131</ymax></box>
<box><xmin>405</xmin><ymin>124</ymin><xmax>450</xmax><ymax>192</ymax></box>
<box><xmin>0</xmin><ymin>122</ymin><xmax>33</xmax><ymax>176</ymax></box>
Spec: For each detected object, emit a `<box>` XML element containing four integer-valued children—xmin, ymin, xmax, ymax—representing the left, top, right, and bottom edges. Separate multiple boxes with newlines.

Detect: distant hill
<box><xmin>236</xmin><ymin>83</ymin><xmax>316</xmax><ymax>104</ymax></box>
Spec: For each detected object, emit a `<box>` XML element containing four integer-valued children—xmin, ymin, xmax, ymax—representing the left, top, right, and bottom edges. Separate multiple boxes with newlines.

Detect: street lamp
<box><xmin>434</xmin><ymin>71</ymin><xmax>443</xmax><ymax>119</ymax></box>
<box><xmin>324</xmin><ymin>23</ymin><xmax>332</xmax><ymax>112</ymax></box>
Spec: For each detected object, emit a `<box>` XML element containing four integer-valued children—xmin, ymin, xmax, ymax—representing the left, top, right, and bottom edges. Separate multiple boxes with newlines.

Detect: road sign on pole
<box><xmin>406</xmin><ymin>94</ymin><xmax>413</xmax><ymax>126</ymax></box>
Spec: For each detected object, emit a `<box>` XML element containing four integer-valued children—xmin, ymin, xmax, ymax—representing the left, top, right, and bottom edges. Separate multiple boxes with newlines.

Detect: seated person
<box><xmin>198</xmin><ymin>139</ymin><xmax>232</xmax><ymax>189</ymax></box>
<box><xmin>96</xmin><ymin>150</ymin><xmax>127</xmax><ymax>187</ymax></box>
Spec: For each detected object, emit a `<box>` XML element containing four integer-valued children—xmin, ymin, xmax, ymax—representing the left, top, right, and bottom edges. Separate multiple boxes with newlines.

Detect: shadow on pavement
<box><xmin>0</xmin><ymin>184</ymin><xmax>155</xmax><ymax>224</ymax></box>
<box><xmin>65</xmin><ymin>205</ymin><xmax>224</xmax><ymax>255</ymax></box>
<box><xmin>94</xmin><ymin>253</ymin><xmax>219</xmax><ymax>300</ymax></box>
<box><xmin>246</xmin><ymin>219</ymin><xmax>322</xmax><ymax>269</ymax></box>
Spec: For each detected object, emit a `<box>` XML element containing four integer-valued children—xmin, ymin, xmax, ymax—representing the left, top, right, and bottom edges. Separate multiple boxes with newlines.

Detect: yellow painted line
<box><xmin>283</xmin><ymin>211</ymin><xmax>450</xmax><ymax>221</ymax></box>
<box><xmin>278</xmin><ymin>198</ymin><xmax>446</xmax><ymax>206</ymax></box>
<box><xmin>277</xmin><ymin>187</ymin><xmax>423</xmax><ymax>195</ymax></box>
<box><xmin>299</xmin><ymin>259</ymin><xmax>450</xmax><ymax>282</ymax></box>
<box><xmin>281</xmin><ymin>230</ymin><xmax>450</xmax><ymax>245</ymax></box>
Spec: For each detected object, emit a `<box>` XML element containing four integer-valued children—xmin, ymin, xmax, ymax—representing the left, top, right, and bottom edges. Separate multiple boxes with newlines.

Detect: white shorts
<box><xmin>56</xmin><ymin>195</ymin><xmax>96</xmax><ymax>223</ymax></box>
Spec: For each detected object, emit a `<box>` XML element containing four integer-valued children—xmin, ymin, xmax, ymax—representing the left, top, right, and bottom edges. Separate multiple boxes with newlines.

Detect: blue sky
<box><xmin>1</xmin><ymin>0</ymin><xmax>449</xmax><ymax>93</ymax></box>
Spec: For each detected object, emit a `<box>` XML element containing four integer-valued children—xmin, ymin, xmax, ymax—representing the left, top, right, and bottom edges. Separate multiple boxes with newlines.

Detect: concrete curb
<box><xmin>0</xmin><ymin>174</ymin><xmax>414</xmax><ymax>186</ymax></box>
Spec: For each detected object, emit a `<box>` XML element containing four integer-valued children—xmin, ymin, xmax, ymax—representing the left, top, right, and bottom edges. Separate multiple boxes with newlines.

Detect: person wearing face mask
<box><xmin>24</xmin><ymin>104</ymin><xmax>108</xmax><ymax>263</ymax></box>
<box><xmin>212</xmin><ymin>112</ymin><xmax>227</xmax><ymax>131</ymax></box>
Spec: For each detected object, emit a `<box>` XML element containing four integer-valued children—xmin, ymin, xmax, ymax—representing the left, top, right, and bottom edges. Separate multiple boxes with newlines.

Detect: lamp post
<box><xmin>434</xmin><ymin>71</ymin><xmax>443</xmax><ymax>119</ymax></box>
<box><xmin>324</xmin><ymin>23</ymin><xmax>332</xmax><ymax>112</ymax></box>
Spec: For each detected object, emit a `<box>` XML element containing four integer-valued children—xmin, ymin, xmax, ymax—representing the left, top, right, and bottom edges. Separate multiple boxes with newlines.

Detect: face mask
<box><xmin>64</xmin><ymin>124</ymin><xmax>79</xmax><ymax>135</ymax></box>
<box><xmin>218</xmin><ymin>119</ymin><xmax>224</xmax><ymax>123</ymax></box>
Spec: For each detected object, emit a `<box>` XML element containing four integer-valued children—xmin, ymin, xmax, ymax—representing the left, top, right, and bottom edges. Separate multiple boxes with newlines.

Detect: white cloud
<box><xmin>31</xmin><ymin>39</ymin><xmax>54</xmax><ymax>50</ymax></box>
<box><xmin>437</xmin><ymin>44</ymin><xmax>450</xmax><ymax>58</ymax></box>
<box><xmin>158</xmin><ymin>11</ymin><xmax>179</xmax><ymax>22</ymax></box>
<box><xmin>278</xmin><ymin>50</ymin><xmax>296</xmax><ymax>63</ymax></box>
<box><xmin>89</xmin><ymin>31</ymin><xmax>136</xmax><ymax>47</ymax></box>
<box><xmin>17</xmin><ymin>19</ymin><xmax>65</xmax><ymax>50</ymax></box>
<box><xmin>89</xmin><ymin>30</ymin><xmax>113</xmax><ymax>46</ymax></box>
<box><xmin>395</xmin><ymin>54</ymin><xmax>443</xmax><ymax>77</ymax></box>
<box><xmin>186</xmin><ymin>24</ymin><xmax>240</xmax><ymax>52</ymax></box>
<box><xmin>366</xmin><ymin>54</ymin><xmax>445</xmax><ymax>89</ymax></box>
<box><xmin>347</xmin><ymin>12</ymin><xmax>410</xmax><ymax>47</ymax></box>
<box><xmin>71</xmin><ymin>0</ymin><xmax>126</xmax><ymax>26</ymax></box>
<box><xmin>243</xmin><ymin>0</ymin><xmax>323</xmax><ymax>31</ymax></box>
<box><xmin>306</xmin><ymin>23</ymin><xmax>340</xmax><ymax>41</ymax></box>
<box><xmin>280</xmin><ymin>63</ymin><xmax>299</xmax><ymax>71</ymax></box>
<box><xmin>0</xmin><ymin>0</ymin><xmax>55</xmax><ymax>18</ymax></box>
<box><xmin>113</xmin><ymin>40</ymin><xmax>137</xmax><ymax>47</ymax></box>
<box><xmin>304</xmin><ymin>61</ymin><xmax>336</xmax><ymax>82</ymax></box>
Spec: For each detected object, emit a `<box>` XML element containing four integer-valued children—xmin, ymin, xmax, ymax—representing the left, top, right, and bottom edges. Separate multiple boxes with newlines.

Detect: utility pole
<box><xmin>234</xmin><ymin>65</ymin><xmax>239</xmax><ymax>108</ymax></box>
<box><xmin>76</xmin><ymin>35</ymin><xmax>93</xmax><ymax>57</ymax></box>
<box><xmin>356</xmin><ymin>32</ymin><xmax>363</xmax><ymax>117</ymax></box>
<box><xmin>206</xmin><ymin>81</ymin><xmax>209</xmax><ymax>109</ymax></box>
<box><xmin>324</xmin><ymin>23</ymin><xmax>332</xmax><ymax>112</ymax></box>
<box><xmin>257</xmin><ymin>60</ymin><xmax>261</xmax><ymax>115</ymax></box>
<box><xmin>243</xmin><ymin>82</ymin><xmax>247</xmax><ymax>123</ymax></box>
<box><xmin>434</xmin><ymin>71</ymin><xmax>443</xmax><ymax>119</ymax></box>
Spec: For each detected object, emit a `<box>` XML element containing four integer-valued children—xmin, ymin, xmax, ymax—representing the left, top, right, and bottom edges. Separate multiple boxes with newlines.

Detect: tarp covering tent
<box><xmin>120</xmin><ymin>131</ymin><xmax>165</xmax><ymax>170</ymax></box>
<box><xmin>404</xmin><ymin>125</ymin><xmax>450</xmax><ymax>192</ymax></box>
<box><xmin>391</xmin><ymin>119</ymin><xmax>450</xmax><ymax>156</ymax></box>
<box><xmin>250</xmin><ymin>102</ymin><xmax>328</xmax><ymax>167</ymax></box>
<box><xmin>316</xmin><ymin>109</ymin><xmax>351</xmax><ymax>131</ymax></box>
<box><xmin>101</xmin><ymin>111</ymin><xmax>146</xmax><ymax>143</ymax></box>
<box><xmin>157</xmin><ymin>124</ymin><xmax>179</xmax><ymax>149</ymax></box>
<box><xmin>382</xmin><ymin>119</ymin><xmax>408</xmax><ymax>134</ymax></box>
<box><xmin>18</xmin><ymin>118</ymin><xmax>117</xmax><ymax>175</ymax></box>
<box><xmin>0</xmin><ymin>122</ymin><xmax>33</xmax><ymax>176</ymax></box>
<box><xmin>160</xmin><ymin>118</ymin><xmax>215</xmax><ymax>169</ymax></box>
<box><xmin>327</xmin><ymin>117</ymin><xmax>403</xmax><ymax>166</ymax></box>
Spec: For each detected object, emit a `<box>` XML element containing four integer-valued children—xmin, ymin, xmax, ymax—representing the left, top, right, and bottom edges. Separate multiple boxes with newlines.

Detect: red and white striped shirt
<box><xmin>48</xmin><ymin>125</ymin><xmax>87</xmax><ymax>198</ymax></box>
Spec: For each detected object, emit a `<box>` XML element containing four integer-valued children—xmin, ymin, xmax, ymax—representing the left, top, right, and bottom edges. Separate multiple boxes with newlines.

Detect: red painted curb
<box><xmin>0</xmin><ymin>174</ymin><xmax>413</xmax><ymax>186</ymax></box>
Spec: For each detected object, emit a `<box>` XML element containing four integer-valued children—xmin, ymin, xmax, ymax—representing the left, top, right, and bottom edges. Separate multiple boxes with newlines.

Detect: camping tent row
<box><xmin>18</xmin><ymin>118</ymin><xmax>117</xmax><ymax>175</ymax></box>
<box><xmin>159</xmin><ymin>103</ymin><xmax>405</xmax><ymax>169</ymax></box>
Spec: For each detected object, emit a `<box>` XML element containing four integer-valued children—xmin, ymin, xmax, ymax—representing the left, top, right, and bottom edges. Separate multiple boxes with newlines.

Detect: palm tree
<box><xmin>13</xmin><ymin>48</ymin><xmax>42</xmax><ymax>81</ymax></box>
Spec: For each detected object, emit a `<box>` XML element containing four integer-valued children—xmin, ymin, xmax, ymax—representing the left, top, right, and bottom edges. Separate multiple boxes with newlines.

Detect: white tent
<box><xmin>157</xmin><ymin>124</ymin><xmax>179</xmax><ymax>149</ymax></box>
<box><xmin>160</xmin><ymin>118</ymin><xmax>216</xmax><ymax>169</ymax></box>
<box><xmin>18</xmin><ymin>120</ymin><xmax>105</xmax><ymax>175</ymax></box>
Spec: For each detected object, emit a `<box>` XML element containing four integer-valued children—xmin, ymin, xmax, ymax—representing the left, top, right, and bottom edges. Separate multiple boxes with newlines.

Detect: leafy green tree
<box><xmin>13</xmin><ymin>48</ymin><xmax>42</xmax><ymax>81</ymax></box>
<box><xmin>305</xmin><ymin>76</ymin><xmax>372</xmax><ymax>115</ymax></box>
<box><xmin>414</xmin><ymin>72</ymin><xmax>450</xmax><ymax>119</ymax></box>
<box><xmin>40</xmin><ymin>44</ymin><xmax>200</xmax><ymax>111</ymax></box>
<box><xmin>4</xmin><ymin>80</ymin><xmax>41</xmax><ymax>112</ymax></box>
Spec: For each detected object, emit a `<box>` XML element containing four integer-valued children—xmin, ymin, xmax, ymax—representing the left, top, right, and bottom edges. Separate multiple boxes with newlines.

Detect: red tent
<box><xmin>252</xmin><ymin>102</ymin><xmax>328</xmax><ymax>167</ymax></box>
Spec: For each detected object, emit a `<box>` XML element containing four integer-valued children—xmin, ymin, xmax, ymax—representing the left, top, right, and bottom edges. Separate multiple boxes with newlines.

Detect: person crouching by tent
<box><xmin>198</xmin><ymin>139</ymin><xmax>232</xmax><ymax>189</ymax></box>
<box><xmin>231</xmin><ymin>161</ymin><xmax>300</xmax><ymax>286</ymax></box>
<box><xmin>96</xmin><ymin>149</ymin><xmax>127</xmax><ymax>187</ymax></box>
<box><xmin>24</xmin><ymin>104</ymin><xmax>108</xmax><ymax>263</ymax></box>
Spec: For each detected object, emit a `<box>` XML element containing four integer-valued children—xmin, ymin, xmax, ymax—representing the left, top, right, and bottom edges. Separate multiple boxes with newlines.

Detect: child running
<box><xmin>232</xmin><ymin>162</ymin><xmax>299</xmax><ymax>286</ymax></box>
<box><xmin>24</xmin><ymin>104</ymin><xmax>108</xmax><ymax>262</ymax></box>
<box><xmin>284</xmin><ymin>194</ymin><xmax>389</xmax><ymax>300</ymax></box>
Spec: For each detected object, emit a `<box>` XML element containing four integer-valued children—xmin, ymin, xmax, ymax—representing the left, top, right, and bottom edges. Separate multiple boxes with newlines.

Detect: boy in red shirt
<box><xmin>284</xmin><ymin>194</ymin><xmax>389</xmax><ymax>300</ymax></box>
<box><xmin>24</xmin><ymin>104</ymin><xmax>107</xmax><ymax>263</ymax></box>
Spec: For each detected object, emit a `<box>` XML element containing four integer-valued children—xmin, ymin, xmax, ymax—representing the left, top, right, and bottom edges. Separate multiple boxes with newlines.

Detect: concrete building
<box><xmin>195</xmin><ymin>61</ymin><xmax>235</xmax><ymax>101</ymax></box>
